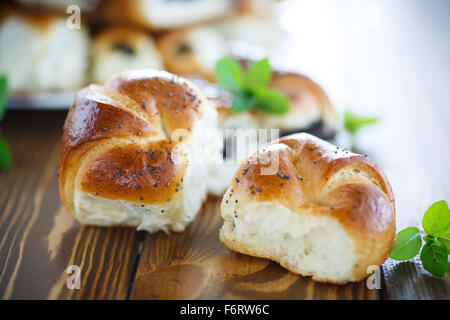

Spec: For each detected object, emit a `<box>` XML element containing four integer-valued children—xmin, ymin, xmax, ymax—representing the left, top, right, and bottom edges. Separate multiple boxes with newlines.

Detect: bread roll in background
<box><xmin>190</xmin><ymin>70</ymin><xmax>339</xmax><ymax>197</ymax></box>
<box><xmin>96</xmin><ymin>0</ymin><xmax>234</xmax><ymax>31</ymax></box>
<box><xmin>191</xmin><ymin>70</ymin><xmax>339</xmax><ymax>139</ymax></box>
<box><xmin>0</xmin><ymin>6</ymin><xmax>89</xmax><ymax>92</ymax></box>
<box><xmin>91</xmin><ymin>26</ymin><xmax>163</xmax><ymax>84</ymax></box>
<box><xmin>157</xmin><ymin>26</ymin><xmax>228</xmax><ymax>81</ymax></box>
<box><xmin>220</xmin><ymin>133</ymin><xmax>395</xmax><ymax>283</ymax></box>
<box><xmin>262</xmin><ymin>72</ymin><xmax>338</xmax><ymax>139</ymax></box>
<box><xmin>59</xmin><ymin>70</ymin><xmax>219</xmax><ymax>233</ymax></box>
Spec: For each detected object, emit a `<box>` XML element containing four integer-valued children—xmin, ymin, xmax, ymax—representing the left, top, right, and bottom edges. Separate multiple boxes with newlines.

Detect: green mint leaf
<box><xmin>215</xmin><ymin>57</ymin><xmax>244</xmax><ymax>91</ymax></box>
<box><xmin>252</xmin><ymin>87</ymin><xmax>290</xmax><ymax>115</ymax></box>
<box><xmin>420</xmin><ymin>240</ymin><xmax>448</xmax><ymax>277</ymax></box>
<box><xmin>422</xmin><ymin>200</ymin><xmax>450</xmax><ymax>236</ymax></box>
<box><xmin>390</xmin><ymin>227</ymin><xmax>422</xmax><ymax>260</ymax></box>
<box><xmin>0</xmin><ymin>135</ymin><xmax>12</xmax><ymax>169</ymax></box>
<box><xmin>245</xmin><ymin>58</ymin><xmax>272</xmax><ymax>89</ymax></box>
<box><xmin>343</xmin><ymin>110</ymin><xmax>378</xmax><ymax>136</ymax></box>
<box><xmin>436</xmin><ymin>229</ymin><xmax>450</xmax><ymax>253</ymax></box>
<box><xmin>0</xmin><ymin>75</ymin><xmax>8</xmax><ymax>121</ymax></box>
<box><xmin>231</xmin><ymin>91</ymin><xmax>255</xmax><ymax>114</ymax></box>
<box><xmin>423</xmin><ymin>235</ymin><xmax>435</xmax><ymax>244</ymax></box>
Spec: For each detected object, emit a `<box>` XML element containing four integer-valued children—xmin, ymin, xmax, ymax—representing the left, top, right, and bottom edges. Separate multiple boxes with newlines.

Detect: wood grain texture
<box><xmin>0</xmin><ymin>111</ymin><xmax>142</xmax><ymax>299</ymax></box>
<box><xmin>130</xmin><ymin>198</ymin><xmax>376</xmax><ymax>300</ymax></box>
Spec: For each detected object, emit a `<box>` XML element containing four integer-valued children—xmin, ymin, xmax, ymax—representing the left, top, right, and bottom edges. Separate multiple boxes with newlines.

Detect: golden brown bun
<box><xmin>59</xmin><ymin>70</ymin><xmax>217</xmax><ymax>233</ymax></box>
<box><xmin>220</xmin><ymin>133</ymin><xmax>395</xmax><ymax>283</ymax></box>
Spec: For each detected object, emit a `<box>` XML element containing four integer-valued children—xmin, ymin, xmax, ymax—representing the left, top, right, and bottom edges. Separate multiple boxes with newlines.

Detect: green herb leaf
<box><xmin>420</xmin><ymin>240</ymin><xmax>448</xmax><ymax>277</ymax></box>
<box><xmin>214</xmin><ymin>56</ymin><xmax>291</xmax><ymax>115</ymax></box>
<box><xmin>422</xmin><ymin>200</ymin><xmax>450</xmax><ymax>236</ymax></box>
<box><xmin>0</xmin><ymin>135</ymin><xmax>12</xmax><ymax>169</ymax></box>
<box><xmin>252</xmin><ymin>87</ymin><xmax>290</xmax><ymax>115</ymax></box>
<box><xmin>343</xmin><ymin>110</ymin><xmax>378</xmax><ymax>136</ymax></box>
<box><xmin>245</xmin><ymin>58</ymin><xmax>272</xmax><ymax>89</ymax></box>
<box><xmin>423</xmin><ymin>235</ymin><xmax>435</xmax><ymax>244</ymax></box>
<box><xmin>390</xmin><ymin>227</ymin><xmax>422</xmax><ymax>260</ymax></box>
<box><xmin>231</xmin><ymin>91</ymin><xmax>256</xmax><ymax>114</ymax></box>
<box><xmin>215</xmin><ymin>57</ymin><xmax>244</xmax><ymax>91</ymax></box>
<box><xmin>0</xmin><ymin>75</ymin><xmax>8</xmax><ymax>121</ymax></box>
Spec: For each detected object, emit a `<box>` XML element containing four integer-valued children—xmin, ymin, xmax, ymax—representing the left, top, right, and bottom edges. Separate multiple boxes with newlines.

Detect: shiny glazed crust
<box><xmin>59</xmin><ymin>70</ymin><xmax>205</xmax><ymax>216</ymax></box>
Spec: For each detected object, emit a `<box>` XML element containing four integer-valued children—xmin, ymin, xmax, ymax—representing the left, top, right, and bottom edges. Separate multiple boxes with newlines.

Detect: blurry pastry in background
<box><xmin>190</xmin><ymin>69</ymin><xmax>339</xmax><ymax>196</ymax></box>
<box><xmin>157</xmin><ymin>26</ymin><xmax>228</xmax><ymax>81</ymax></box>
<box><xmin>0</xmin><ymin>6</ymin><xmax>89</xmax><ymax>92</ymax></box>
<box><xmin>213</xmin><ymin>0</ymin><xmax>284</xmax><ymax>51</ymax></box>
<box><xmin>192</xmin><ymin>71</ymin><xmax>338</xmax><ymax>140</ymax></box>
<box><xmin>16</xmin><ymin>0</ymin><xmax>101</xmax><ymax>12</ymax></box>
<box><xmin>262</xmin><ymin>72</ymin><xmax>338</xmax><ymax>140</ymax></box>
<box><xmin>91</xmin><ymin>26</ymin><xmax>163</xmax><ymax>84</ymax></box>
<box><xmin>96</xmin><ymin>0</ymin><xmax>234</xmax><ymax>31</ymax></box>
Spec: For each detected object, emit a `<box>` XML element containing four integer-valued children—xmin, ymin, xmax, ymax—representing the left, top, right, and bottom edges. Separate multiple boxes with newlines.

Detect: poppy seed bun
<box><xmin>220</xmin><ymin>133</ymin><xmax>395</xmax><ymax>283</ymax></box>
<box><xmin>97</xmin><ymin>0</ymin><xmax>233</xmax><ymax>31</ymax></box>
<box><xmin>59</xmin><ymin>70</ymin><xmax>218</xmax><ymax>233</ymax></box>
<box><xmin>0</xmin><ymin>7</ymin><xmax>89</xmax><ymax>92</ymax></box>
<box><xmin>92</xmin><ymin>26</ymin><xmax>163</xmax><ymax>84</ymax></box>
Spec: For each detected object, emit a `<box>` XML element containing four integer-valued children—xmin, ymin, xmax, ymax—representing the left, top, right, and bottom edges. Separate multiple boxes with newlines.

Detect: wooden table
<box><xmin>0</xmin><ymin>110</ymin><xmax>449</xmax><ymax>300</ymax></box>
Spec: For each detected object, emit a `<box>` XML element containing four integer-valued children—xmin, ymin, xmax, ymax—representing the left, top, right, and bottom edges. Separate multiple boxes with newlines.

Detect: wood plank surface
<box><xmin>131</xmin><ymin>198</ymin><xmax>376</xmax><ymax>300</ymax></box>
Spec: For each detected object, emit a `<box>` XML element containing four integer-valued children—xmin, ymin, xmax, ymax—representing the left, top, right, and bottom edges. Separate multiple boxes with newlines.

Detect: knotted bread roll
<box><xmin>59</xmin><ymin>70</ymin><xmax>218</xmax><ymax>233</ymax></box>
<box><xmin>220</xmin><ymin>133</ymin><xmax>395</xmax><ymax>283</ymax></box>
<box><xmin>92</xmin><ymin>26</ymin><xmax>163</xmax><ymax>84</ymax></box>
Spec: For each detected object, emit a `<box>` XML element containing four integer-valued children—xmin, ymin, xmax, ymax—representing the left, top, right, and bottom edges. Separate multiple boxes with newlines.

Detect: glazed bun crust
<box><xmin>60</xmin><ymin>70</ymin><xmax>214</xmax><ymax>233</ymax></box>
<box><xmin>220</xmin><ymin>133</ymin><xmax>395</xmax><ymax>283</ymax></box>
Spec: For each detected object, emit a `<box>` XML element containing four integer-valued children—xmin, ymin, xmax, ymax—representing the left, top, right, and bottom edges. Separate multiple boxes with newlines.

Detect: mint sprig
<box><xmin>390</xmin><ymin>200</ymin><xmax>450</xmax><ymax>278</ymax></box>
<box><xmin>0</xmin><ymin>74</ymin><xmax>11</xmax><ymax>170</ymax></box>
<box><xmin>215</xmin><ymin>57</ymin><xmax>290</xmax><ymax>115</ymax></box>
